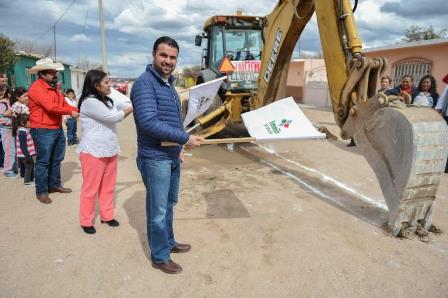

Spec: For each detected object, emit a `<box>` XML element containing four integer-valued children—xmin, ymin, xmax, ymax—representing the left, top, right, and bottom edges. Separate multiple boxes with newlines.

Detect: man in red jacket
<box><xmin>28</xmin><ymin>58</ymin><xmax>79</xmax><ymax>204</ymax></box>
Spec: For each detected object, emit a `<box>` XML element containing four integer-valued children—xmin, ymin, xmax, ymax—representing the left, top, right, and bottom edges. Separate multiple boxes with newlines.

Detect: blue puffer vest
<box><xmin>130</xmin><ymin>64</ymin><xmax>189</xmax><ymax>160</ymax></box>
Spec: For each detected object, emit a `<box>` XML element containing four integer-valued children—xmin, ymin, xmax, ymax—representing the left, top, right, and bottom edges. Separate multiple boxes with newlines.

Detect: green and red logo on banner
<box><xmin>264</xmin><ymin>119</ymin><xmax>292</xmax><ymax>135</ymax></box>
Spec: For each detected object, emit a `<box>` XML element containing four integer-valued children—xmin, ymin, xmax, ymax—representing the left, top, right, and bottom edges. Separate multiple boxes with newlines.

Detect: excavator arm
<box><xmin>190</xmin><ymin>0</ymin><xmax>448</xmax><ymax>237</ymax></box>
<box><xmin>256</xmin><ymin>0</ymin><xmax>448</xmax><ymax>236</ymax></box>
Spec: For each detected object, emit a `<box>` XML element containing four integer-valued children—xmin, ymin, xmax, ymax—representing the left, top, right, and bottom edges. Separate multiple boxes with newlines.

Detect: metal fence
<box><xmin>392</xmin><ymin>59</ymin><xmax>432</xmax><ymax>86</ymax></box>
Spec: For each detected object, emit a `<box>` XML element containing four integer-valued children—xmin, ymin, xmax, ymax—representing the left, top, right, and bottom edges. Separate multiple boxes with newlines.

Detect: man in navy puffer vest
<box><xmin>131</xmin><ymin>36</ymin><xmax>204</xmax><ymax>274</ymax></box>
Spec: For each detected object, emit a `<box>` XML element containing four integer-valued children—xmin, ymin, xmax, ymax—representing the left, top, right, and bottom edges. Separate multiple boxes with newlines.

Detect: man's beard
<box><xmin>156</xmin><ymin>63</ymin><xmax>173</xmax><ymax>76</ymax></box>
<box><xmin>49</xmin><ymin>76</ymin><xmax>58</xmax><ymax>88</ymax></box>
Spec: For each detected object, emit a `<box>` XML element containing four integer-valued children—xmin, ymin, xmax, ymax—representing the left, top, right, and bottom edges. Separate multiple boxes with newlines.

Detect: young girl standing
<box><xmin>13</xmin><ymin>113</ymin><xmax>36</xmax><ymax>185</ymax></box>
<box><xmin>11</xmin><ymin>87</ymin><xmax>30</xmax><ymax>116</ymax></box>
<box><xmin>11</xmin><ymin>87</ymin><xmax>29</xmax><ymax>178</ymax></box>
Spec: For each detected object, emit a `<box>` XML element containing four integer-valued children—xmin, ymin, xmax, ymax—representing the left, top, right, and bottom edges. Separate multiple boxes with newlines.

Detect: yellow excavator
<box><xmin>190</xmin><ymin>0</ymin><xmax>448</xmax><ymax>237</ymax></box>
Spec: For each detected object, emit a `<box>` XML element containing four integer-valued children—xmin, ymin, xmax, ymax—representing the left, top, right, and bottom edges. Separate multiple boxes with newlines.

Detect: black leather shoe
<box><xmin>101</xmin><ymin>219</ymin><xmax>120</xmax><ymax>227</ymax></box>
<box><xmin>170</xmin><ymin>243</ymin><xmax>191</xmax><ymax>253</ymax></box>
<box><xmin>82</xmin><ymin>226</ymin><xmax>96</xmax><ymax>234</ymax></box>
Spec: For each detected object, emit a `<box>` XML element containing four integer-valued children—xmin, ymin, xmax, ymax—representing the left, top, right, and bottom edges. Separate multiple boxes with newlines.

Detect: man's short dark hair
<box><xmin>66</xmin><ymin>88</ymin><xmax>75</xmax><ymax>94</ymax></box>
<box><xmin>402</xmin><ymin>74</ymin><xmax>414</xmax><ymax>81</ymax></box>
<box><xmin>153</xmin><ymin>36</ymin><xmax>179</xmax><ymax>53</ymax></box>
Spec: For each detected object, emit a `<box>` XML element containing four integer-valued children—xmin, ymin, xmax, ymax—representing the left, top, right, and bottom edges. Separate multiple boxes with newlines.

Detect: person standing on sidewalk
<box><xmin>77</xmin><ymin>69</ymin><xmax>133</xmax><ymax>234</ymax></box>
<box><xmin>12</xmin><ymin>113</ymin><xmax>36</xmax><ymax>185</ymax></box>
<box><xmin>10</xmin><ymin>87</ymin><xmax>30</xmax><ymax>179</ymax></box>
<box><xmin>64</xmin><ymin>89</ymin><xmax>79</xmax><ymax>147</ymax></box>
<box><xmin>0</xmin><ymin>73</ymin><xmax>9</xmax><ymax>170</ymax></box>
<box><xmin>131</xmin><ymin>36</ymin><xmax>204</xmax><ymax>274</ymax></box>
<box><xmin>0</xmin><ymin>86</ymin><xmax>18</xmax><ymax>178</ymax></box>
<box><xmin>28</xmin><ymin>58</ymin><xmax>79</xmax><ymax>204</ymax></box>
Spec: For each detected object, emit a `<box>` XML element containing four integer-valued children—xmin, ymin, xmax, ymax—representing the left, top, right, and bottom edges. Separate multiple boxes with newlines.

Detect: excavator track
<box><xmin>352</xmin><ymin>102</ymin><xmax>448</xmax><ymax>236</ymax></box>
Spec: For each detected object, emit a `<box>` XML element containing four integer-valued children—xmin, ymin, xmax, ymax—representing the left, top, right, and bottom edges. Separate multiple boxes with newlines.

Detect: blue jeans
<box><xmin>66</xmin><ymin>118</ymin><xmax>78</xmax><ymax>144</ymax></box>
<box><xmin>30</xmin><ymin>128</ymin><xmax>66</xmax><ymax>195</ymax></box>
<box><xmin>136</xmin><ymin>156</ymin><xmax>181</xmax><ymax>263</ymax></box>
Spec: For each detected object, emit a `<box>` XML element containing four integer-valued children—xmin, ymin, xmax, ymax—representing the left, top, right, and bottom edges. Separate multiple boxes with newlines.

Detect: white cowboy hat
<box><xmin>29</xmin><ymin>58</ymin><xmax>65</xmax><ymax>74</ymax></box>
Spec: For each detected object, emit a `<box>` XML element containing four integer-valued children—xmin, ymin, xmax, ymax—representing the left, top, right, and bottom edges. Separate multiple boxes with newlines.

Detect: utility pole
<box><xmin>98</xmin><ymin>0</ymin><xmax>109</xmax><ymax>74</ymax></box>
<box><xmin>53</xmin><ymin>25</ymin><xmax>57</xmax><ymax>61</ymax></box>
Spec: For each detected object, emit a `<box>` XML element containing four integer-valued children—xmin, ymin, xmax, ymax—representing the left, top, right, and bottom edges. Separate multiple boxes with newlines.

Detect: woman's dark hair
<box><xmin>3</xmin><ymin>86</ymin><xmax>12</xmax><ymax>100</ymax></box>
<box><xmin>153</xmin><ymin>36</ymin><xmax>179</xmax><ymax>53</ymax></box>
<box><xmin>11</xmin><ymin>87</ymin><xmax>27</xmax><ymax>106</ymax></box>
<box><xmin>78</xmin><ymin>69</ymin><xmax>113</xmax><ymax>110</ymax></box>
<box><xmin>12</xmin><ymin>113</ymin><xmax>29</xmax><ymax>137</ymax></box>
<box><xmin>417</xmin><ymin>75</ymin><xmax>439</xmax><ymax>103</ymax></box>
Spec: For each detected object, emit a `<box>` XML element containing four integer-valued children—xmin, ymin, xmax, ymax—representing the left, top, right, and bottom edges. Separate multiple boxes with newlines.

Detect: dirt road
<box><xmin>1</xmin><ymin>107</ymin><xmax>447</xmax><ymax>297</ymax></box>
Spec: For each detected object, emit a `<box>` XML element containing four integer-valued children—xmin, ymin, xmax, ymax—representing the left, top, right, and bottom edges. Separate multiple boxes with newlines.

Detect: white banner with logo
<box><xmin>108</xmin><ymin>87</ymin><xmax>131</xmax><ymax>105</ymax></box>
<box><xmin>241</xmin><ymin>97</ymin><xmax>326</xmax><ymax>141</ymax></box>
<box><xmin>183</xmin><ymin>76</ymin><xmax>226</xmax><ymax>127</ymax></box>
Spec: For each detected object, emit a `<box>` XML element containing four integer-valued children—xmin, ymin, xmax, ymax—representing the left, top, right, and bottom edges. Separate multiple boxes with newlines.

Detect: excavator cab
<box><xmin>195</xmin><ymin>15</ymin><xmax>264</xmax><ymax>92</ymax></box>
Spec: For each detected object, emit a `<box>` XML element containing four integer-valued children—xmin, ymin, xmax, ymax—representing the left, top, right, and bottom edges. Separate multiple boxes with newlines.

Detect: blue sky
<box><xmin>2</xmin><ymin>0</ymin><xmax>447</xmax><ymax>78</ymax></box>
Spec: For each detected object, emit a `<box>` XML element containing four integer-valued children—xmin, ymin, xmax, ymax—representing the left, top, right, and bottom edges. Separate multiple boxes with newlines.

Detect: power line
<box><xmin>54</xmin><ymin>0</ymin><xmax>78</xmax><ymax>26</ymax></box>
<box><xmin>32</xmin><ymin>0</ymin><xmax>78</xmax><ymax>43</ymax></box>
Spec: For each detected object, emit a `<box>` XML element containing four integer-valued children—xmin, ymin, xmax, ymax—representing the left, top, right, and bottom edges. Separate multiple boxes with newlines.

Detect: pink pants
<box><xmin>79</xmin><ymin>152</ymin><xmax>118</xmax><ymax>227</ymax></box>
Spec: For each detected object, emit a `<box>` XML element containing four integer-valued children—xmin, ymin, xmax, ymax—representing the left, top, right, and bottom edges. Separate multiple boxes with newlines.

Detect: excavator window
<box><xmin>209</xmin><ymin>26</ymin><xmax>262</xmax><ymax>71</ymax></box>
<box><xmin>211</xmin><ymin>26</ymin><xmax>224</xmax><ymax>70</ymax></box>
<box><xmin>225</xmin><ymin>29</ymin><xmax>262</xmax><ymax>61</ymax></box>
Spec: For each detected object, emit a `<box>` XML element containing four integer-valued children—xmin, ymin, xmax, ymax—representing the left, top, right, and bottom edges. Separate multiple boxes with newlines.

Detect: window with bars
<box><xmin>392</xmin><ymin>58</ymin><xmax>432</xmax><ymax>86</ymax></box>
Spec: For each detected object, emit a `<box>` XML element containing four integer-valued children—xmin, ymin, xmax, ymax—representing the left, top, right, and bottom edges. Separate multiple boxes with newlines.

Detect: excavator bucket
<box><xmin>352</xmin><ymin>102</ymin><xmax>448</xmax><ymax>236</ymax></box>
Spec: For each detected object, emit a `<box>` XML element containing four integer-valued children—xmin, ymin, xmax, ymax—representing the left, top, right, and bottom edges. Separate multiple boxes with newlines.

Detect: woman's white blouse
<box><xmin>76</xmin><ymin>96</ymin><xmax>129</xmax><ymax>158</ymax></box>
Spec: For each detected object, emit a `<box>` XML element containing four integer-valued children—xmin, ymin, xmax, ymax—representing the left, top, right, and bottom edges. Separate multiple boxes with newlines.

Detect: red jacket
<box><xmin>28</xmin><ymin>78</ymin><xmax>78</xmax><ymax>129</ymax></box>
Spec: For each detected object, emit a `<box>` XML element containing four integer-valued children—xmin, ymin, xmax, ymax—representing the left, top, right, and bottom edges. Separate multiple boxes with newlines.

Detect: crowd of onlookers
<box><xmin>0</xmin><ymin>74</ymin><xmax>79</xmax><ymax>184</ymax></box>
<box><xmin>347</xmin><ymin>73</ymin><xmax>448</xmax><ymax>150</ymax></box>
<box><xmin>1</xmin><ymin>57</ymin><xmax>133</xmax><ymax>237</ymax></box>
<box><xmin>382</xmin><ymin>73</ymin><xmax>444</xmax><ymax>109</ymax></box>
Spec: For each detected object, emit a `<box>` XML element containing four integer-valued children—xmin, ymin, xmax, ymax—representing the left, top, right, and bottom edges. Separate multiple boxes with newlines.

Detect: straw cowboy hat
<box><xmin>29</xmin><ymin>58</ymin><xmax>64</xmax><ymax>74</ymax></box>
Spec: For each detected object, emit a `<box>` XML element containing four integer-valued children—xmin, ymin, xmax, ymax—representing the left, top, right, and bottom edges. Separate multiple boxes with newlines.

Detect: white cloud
<box><xmin>70</xmin><ymin>34</ymin><xmax>91</xmax><ymax>42</ymax></box>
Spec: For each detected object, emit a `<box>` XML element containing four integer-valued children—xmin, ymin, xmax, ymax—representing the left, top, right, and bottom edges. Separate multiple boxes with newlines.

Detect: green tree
<box><xmin>0</xmin><ymin>33</ymin><xmax>16</xmax><ymax>73</ymax></box>
<box><xmin>401</xmin><ymin>25</ymin><xmax>447</xmax><ymax>43</ymax></box>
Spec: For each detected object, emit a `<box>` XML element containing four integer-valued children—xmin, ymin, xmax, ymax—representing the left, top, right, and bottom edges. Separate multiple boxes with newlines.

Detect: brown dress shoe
<box><xmin>170</xmin><ymin>243</ymin><xmax>191</xmax><ymax>253</ymax></box>
<box><xmin>152</xmin><ymin>260</ymin><xmax>183</xmax><ymax>274</ymax></box>
<box><xmin>36</xmin><ymin>193</ymin><xmax>52</xmax><ymax>204</ymax></box>
<box><xmin>49</xmin><ymin>187</ymin><xmax>72</xmax><ymax>193</ymax></box>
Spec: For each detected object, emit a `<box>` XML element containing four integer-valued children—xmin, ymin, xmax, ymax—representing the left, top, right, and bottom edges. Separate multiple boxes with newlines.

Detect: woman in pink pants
<box><xmin>77</xmin><ymin>70</ymin><xmax>133</xmax><ymax>234</ymax></box>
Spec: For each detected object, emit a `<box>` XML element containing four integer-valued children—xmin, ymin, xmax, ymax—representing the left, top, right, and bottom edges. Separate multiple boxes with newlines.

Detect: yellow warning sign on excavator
<box><xmin>218</xmin><ymin>56</ymin><xmax>235</xmax><ymax>73</ymax></box>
